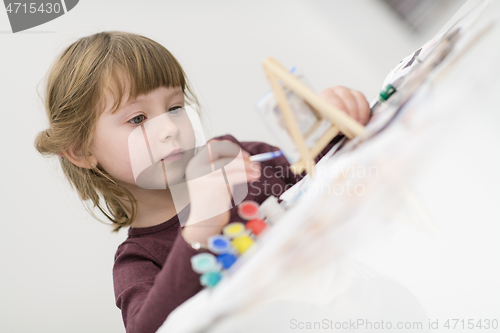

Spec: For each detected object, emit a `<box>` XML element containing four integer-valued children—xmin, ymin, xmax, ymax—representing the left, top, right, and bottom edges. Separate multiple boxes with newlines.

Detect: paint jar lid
<box><xmin>207</xmin><ymin>234</ymin><xmax>233</xmax><ymax>254</ymax></box>
<box><xmin>231</xmin><ymin>235</ymin><xmax>254</xmax><ymax>254</ymax></box>
<box><xmin>237</xmin><ymin>200</ymin><xmax>260</xmax><ymax>220</ymax></box>
<box><xmin>190</xmin><ymin>253</ymin><xmax>220</xmax><ymax>274</ymax></box>
<box><xmin>217</xmin><ymin>253</ymin><xmax>238</xmax><ymax>269</ymax></box>
<box><xmin>223</xmin><ymin>222</ymin><xmax>248</xmax><ymax>238</ymax></box>
<box><xmin>246</xmin><ymin>218</ymin><xmax>267</xmax><ymax>236</ymax></box>
<box><xmin>258</xmin><ymin>195</ymin><xmax>286</xmax><ymax>225</ymax></box>
<box><xmin>200</xmin><ymin>271</ymin><xmax>223</xmax><ymax>288</ymax></box>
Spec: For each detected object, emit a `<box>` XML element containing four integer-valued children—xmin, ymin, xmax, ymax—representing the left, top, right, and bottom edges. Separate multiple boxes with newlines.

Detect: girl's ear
<box><xmin>64</xmin><ymin>145</ymin><xmax>96</xmax><ymax>169</ymax></box>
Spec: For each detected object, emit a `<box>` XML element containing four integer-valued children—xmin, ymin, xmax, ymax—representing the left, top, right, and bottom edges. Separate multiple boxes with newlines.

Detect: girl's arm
<box><xmin>211</xmin><ymin>132</ymin><xmax>344</xmax><ymax>188</ymax></box>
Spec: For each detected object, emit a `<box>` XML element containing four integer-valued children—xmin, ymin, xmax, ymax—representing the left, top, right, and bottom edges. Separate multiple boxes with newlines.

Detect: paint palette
<box><xmin>190</xmin><ymin>200</ymin><xmax>270</xmax><ymax>288</ymax></box>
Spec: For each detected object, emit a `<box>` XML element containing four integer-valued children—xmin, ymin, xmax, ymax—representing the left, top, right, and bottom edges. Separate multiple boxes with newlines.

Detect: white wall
<box><xmin>0</xmin><ymin>1</ymin><xmax>467</xmax><ymax>332</ymax></box>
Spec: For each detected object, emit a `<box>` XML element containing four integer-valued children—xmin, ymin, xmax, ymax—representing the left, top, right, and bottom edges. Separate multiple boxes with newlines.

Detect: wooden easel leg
<box><xmin>263</xmin><ymin>62</ymin><xmax>316</xmax><ymax>175</ymax></box>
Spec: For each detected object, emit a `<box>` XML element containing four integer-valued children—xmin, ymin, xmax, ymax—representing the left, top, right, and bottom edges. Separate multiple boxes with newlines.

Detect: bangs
<box><xmin>102</xmin><ymin>34</ymin><xmax>188</xmax><ymax>115</ymax></box>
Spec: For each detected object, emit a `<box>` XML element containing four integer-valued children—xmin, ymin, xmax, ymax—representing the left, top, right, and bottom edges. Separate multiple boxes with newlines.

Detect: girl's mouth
<box><xmin>161</xmin><ymin>150</ymin><xmax>184</xmax><ymax>162</ymax></box>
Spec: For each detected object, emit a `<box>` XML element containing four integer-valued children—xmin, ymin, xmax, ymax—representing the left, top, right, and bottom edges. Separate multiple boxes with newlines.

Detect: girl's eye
<box><xmin>128</xmin><ymin>114</ymin><xmax>146</xmax><ymax>125</ymax></box>
<box><xmin>127</xmin><ymin>106</ymin><xmax>184</xmax><ymax>125</ymax></box>
<box><xmin>168</xmin><ymin>106</ymin><xmax>184</xmax><ymax>115</ymax></box>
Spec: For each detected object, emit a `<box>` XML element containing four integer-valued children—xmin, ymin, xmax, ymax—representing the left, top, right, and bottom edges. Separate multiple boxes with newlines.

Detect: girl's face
<box><xmin>91</xmin><ymin>84</ymin><xmax>196</xmax><ymax>190</ymax></box>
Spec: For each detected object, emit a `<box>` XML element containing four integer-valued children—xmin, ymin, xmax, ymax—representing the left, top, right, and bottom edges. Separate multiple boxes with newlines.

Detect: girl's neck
<box><xmin>123</xmin><ymin>183</ymin><xmax>190</xmax><ymax>229</ymax></box>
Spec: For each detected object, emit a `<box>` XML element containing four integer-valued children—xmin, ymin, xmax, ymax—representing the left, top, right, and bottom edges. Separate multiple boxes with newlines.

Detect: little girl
<box><xmin>34</xmin><ymin>31</ymin><xmax>370</xmax><ymax>333</ymax></box>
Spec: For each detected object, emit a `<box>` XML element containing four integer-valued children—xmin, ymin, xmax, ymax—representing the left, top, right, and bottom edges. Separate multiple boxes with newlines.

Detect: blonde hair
<box><xmin>34</xmin><ymin>31</ymin><xmax>200</xmax><ymax>232</ymax></box>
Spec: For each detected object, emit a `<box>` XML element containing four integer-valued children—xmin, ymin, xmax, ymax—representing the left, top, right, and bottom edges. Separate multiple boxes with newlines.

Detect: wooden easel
<box><xmin>262</xmin><ymin>57</ymin><xmax>366</xmax><ymax>176</ymax></box>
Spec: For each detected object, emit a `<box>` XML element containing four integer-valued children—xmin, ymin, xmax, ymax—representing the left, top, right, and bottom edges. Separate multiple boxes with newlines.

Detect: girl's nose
<box><xmin>145</xmin><ymin>112</ymin><xmax>180</xmax><ymax>142</ymax></box>
<box><xmin>140</xmin><ymin>113</ymin><xmax>182</xmax><ymax>163</ymax></box>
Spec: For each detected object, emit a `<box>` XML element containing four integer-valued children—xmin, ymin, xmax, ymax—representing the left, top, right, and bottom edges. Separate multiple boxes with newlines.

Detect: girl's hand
<box><xmin>318</xmin><ymin>86</ymin><xmax>371</xmax><ymax>125</ymax></box>
<box><xmin>182</xmin><ymin>141</ymin><xmax>260</xmax><ymax>245</ymax></box>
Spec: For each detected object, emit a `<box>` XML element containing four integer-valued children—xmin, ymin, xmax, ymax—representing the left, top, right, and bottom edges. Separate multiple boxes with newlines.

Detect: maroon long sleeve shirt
<box><xmin>113</xmin><ymin>133</ymin><xmax>343</xmax><ymax>333</ymax></box>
